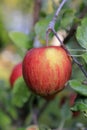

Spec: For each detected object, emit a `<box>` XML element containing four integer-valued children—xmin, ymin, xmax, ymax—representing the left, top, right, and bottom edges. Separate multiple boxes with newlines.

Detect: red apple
<box><xmin>22</xmin><ymin>46</ymin><xmax>72</xmax><ymax>96</ymax></box>
<box><xmin>26</xmin><ymin>125</ymin><xmax>39</xmax><ymax>130</ymax></box>
<box><xmin>9</xmin><ymin>62</ymin><xmax>22</xmax><ymax>87</ymax></box>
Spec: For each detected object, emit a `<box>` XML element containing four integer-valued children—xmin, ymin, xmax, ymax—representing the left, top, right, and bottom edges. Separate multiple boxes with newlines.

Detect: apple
<box><xmin>26</xmin><ymin>125</ymin><xmax>39</xmax><ymax>130</ymax></box>
<box><xmin>9</xmin><ymin>62</ymin><xmax>22</xmax><ymax>87</ymax></box>
<box><xmin>22</xmin><ymin>46</ymin><xmax>72</xmax><ymax>96</ymax></box>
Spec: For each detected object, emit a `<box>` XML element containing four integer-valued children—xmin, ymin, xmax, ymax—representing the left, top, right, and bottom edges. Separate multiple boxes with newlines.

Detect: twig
<box><xmin>37</xmin><ymin>100</ymin><xmax>50</xmax><ymax>119</ymax></box>
<box><xmin>46</xmin><ymin>0</ymin><xmax>87</xmax><ymax>78</ymax></box>
<box><xmin>30</xmin><ymin>100</ymin><xmax>50</xmax><ymax>125</ymax></box>
<box><xmin>46</xmin><ymin>0</ymin><xmax>67</xmax><ymax>45</ymax></box>
<box><xmin>30</xmin><ymin>108</ymin><xmax>38</xmax><ymax>124</ymax></box>
<box><xmin>33</xmin><ymin>0</ymin><xmax>42</xmax><ymax>25</ymax></box>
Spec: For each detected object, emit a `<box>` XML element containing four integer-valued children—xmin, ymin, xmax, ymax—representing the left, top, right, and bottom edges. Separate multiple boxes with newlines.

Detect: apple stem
<box><xmin>46</xmin><ymin>0</ymin><xmax>87</xmax><ymax>78</ymax></box>
<box><xmin>46</xmin><ymin>31</ymin><xmax>49</xmax><ymax>46</ymax></box>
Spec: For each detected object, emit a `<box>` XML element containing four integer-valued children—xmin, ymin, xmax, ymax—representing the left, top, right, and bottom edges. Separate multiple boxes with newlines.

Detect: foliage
<box><xmin>76</xmin><ymin>17</ymin><xmax>87</xmax><ymax>49</ymax></box>
<box><xmin>12</xmin><ymin>77</ymin><xmax>31</xmax><ymax>107</ymax></box>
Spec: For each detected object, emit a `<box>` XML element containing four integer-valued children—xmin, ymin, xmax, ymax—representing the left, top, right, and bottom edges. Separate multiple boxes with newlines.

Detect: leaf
<box><xmin>60</xmin><ymin>9</ymin><xmax>75</xmax><ymax>29</ymax></box>
<box><xmin>71</xmin><ymin>96</ymin><xmax>87</xmax><ymax>117</ymax></box>
<box><xmin>71</xmin><ymin>64</ymin><xmax>85</xmax><ymax>80</ymax></box>
<box><xmin>61</xmin><ymin>101</ymin><xmax>72</xmax><ymax>120</ymax></box>
<box><xmin>12</xmin><ymin>77</ymin><xmax>31</xmax><ymax>107</ymax></box>
<box><xmin>69</xmin><ymin>80</ymin><xmax>87</xmax><ymax>96</ymax></box>
<box><xmin>71</xmin><ymin>100</ymin><xmax>87</xmax><ymax>111</ymax></box>
<box><xmin>34</xmin><ymin>15</ymin><xmax>53</xmax><ymax>44</ymax></box>
<box><xmin>0</xmin><ymin>80</ymin><xmax>10</xmax><ymax>103</ymax></box>
<box><xmin>0</xmin><ymin>110</ymin><xmax>11</xmax><ymax>128</ymax></box>
<box><xmin>9</xmin><ymin>31</ymin><xmax>29</xmax><ymax>49</ymax></box>
<box><xmin>76</xmin><ymin>17</ymin><xmax>87</xmax><ymax>49</ymax></box>
<box><xmin>82</xmin><ymin>52</ymin><xmax>87</xmax><ymax>63</ymax></box>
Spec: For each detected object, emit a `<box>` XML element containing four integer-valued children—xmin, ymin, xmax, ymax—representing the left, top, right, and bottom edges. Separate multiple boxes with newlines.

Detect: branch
<box><xmin>46</xmin><ymin>0</ymin><xmax>87</xmax><ymax>78</ymax></box>
<box><xmin>47</xmin><ymin>0</ymin><xmax>67</xmax><ymax>31</ymax></box>
<box><xmin>30</xmin><ymin>100</ymin><xmax>50</xmax><ymax>125</ymax></box>
<box><xmin>37</xmin><ymin>100</ymin><xmax>50</xmax><ymax>119</ymax></box>
<box><xmin>33</xmin><ymin>0</ymin><xmax>42</xmax><ymax>25</ymax></box>
<box><xmin>46</xmin><ymin>0</ymin><xmax>67</xmax><ymax>45</ymax></box>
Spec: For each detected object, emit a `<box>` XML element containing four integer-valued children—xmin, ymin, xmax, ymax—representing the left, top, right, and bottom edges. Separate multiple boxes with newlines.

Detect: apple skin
<box><xmin>22</xmin><ymin>46</ymin><xmax>72</xmax><ymax>96</ymax></box>
<box><xmin>9</xmin><ymin>62</ymin><xmax>22</xmax><ymax>87</ymax></box>
<box><xmin>26</xmin><ymin>125</ymin><xmax>39</xmax><ymax>130</ymax></box>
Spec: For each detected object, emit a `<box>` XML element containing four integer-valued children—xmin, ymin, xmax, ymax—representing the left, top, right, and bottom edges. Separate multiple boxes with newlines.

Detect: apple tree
<box><xmin>1</xmin><ymin>0</ymin><xmax>87</xmax><ymax>129</ymax></box>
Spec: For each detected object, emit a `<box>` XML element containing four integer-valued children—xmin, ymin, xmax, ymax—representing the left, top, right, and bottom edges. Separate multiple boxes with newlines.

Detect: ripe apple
<box><xmin>9</xmin><ymin>62</ymin><xmax>22</xmax><ymax>87</ymax></box>
<box><xmin>22</xmin><ymin>46</ymin><xmax>72</xmax><ymax>96</ymax></box>
<box><xmin>26</xmin><ymin>125</ymin><xmax>39</xmax><ymax>130</ymax></box>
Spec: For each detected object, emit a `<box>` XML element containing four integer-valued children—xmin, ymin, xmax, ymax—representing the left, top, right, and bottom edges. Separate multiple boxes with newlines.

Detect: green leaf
<box><xmin>61</xmin><ymin>101</ymin><xmax>72</xmax><ymax>120</ymax></box>
<box><xmin>12</xmin><ymin>77</ymin><xmax>31</xmax><ymax>107</ymax></box>
<box><xmin>76</xmin><ymin>17</ymin><xmax>87</xmax><ymax>49</ymax></box>
<box><xmin>69</xmin><ymin>80</ymin><xmax>87</xmax><ymax>96</ymax></box>
<box><xmin>71</xmin><ymin>96</ymin><xmax>87</xmax><ymax>117</ymax></box>
<box><xmin>82</xmin><ymin>52</ymin><xmax>87</xmax><ymax>63</ymax></box>
<box><xmin>71</xmin><ymin>100</ymin><xmax>87</xmax><ymax>111</ymax></box>
<box><xmin>9</xmin><ymin>31</ymin><xmax>29</xmax><ymax>49</ymax></box>
<box><xmin>60</xmin><ymin>9</ymin><xmax>75</xmax><ymax>29</ymax></box>
<box><xmin>0</xmin><ymin>80</ymin><xmax>10</xmax><ymax>104</ymax></box>
<box><xmin>0</xmin><ymin>110</ymin><xmax>11</xmax><ymax>128</ymax></box>
<box><xmin>34</xmin><ymin>16</ymin><xmax>52</xmax><ymax>44</ymax></box>
<box><xmin>71</xmin><ymin>64</ymin><xmax>85</xmax><ymax>80</ymax></box>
